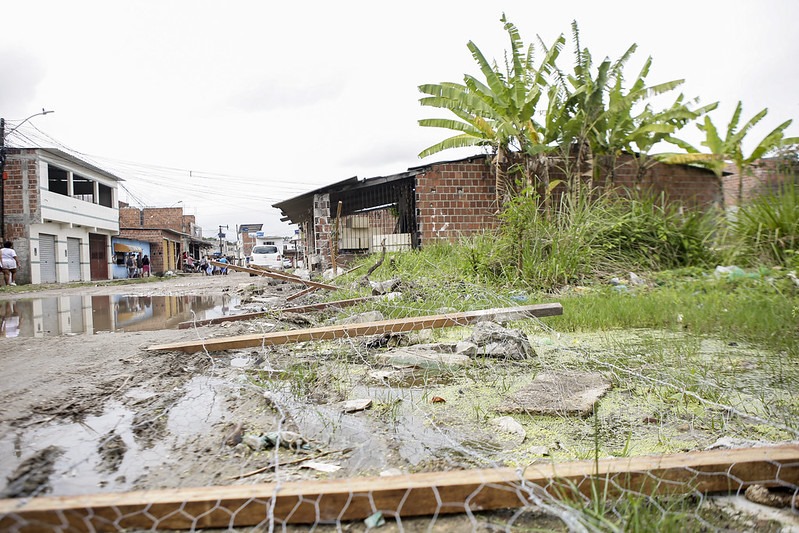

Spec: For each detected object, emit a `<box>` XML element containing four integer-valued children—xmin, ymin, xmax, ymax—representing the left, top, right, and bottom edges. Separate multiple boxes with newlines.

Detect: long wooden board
<box><xmin>1</xmin><ymin>445</ymin><xmax>796</xmax><ymax>531</ymax></box>
<box><xmin>286</xmin><ymin>285</ymin><xmax>319</xmax><ymax>301</ymax></box>
<box><xmin>177</xmin><ymin>297</ymin><xmax>376</xmax><ymax>329</ymax></box>
<box><xmin>209</xmin><ymin>261</ymin><xmax>337</xmax><ymax>291</ymax></box>
<box><xmin>149</xmin><ymin>303</ymin><xmax>564</xmax><ymax>353</ymax></box>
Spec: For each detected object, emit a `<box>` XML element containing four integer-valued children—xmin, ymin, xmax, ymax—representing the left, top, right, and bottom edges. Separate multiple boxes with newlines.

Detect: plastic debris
<box><xmin>364</xmin><ymin>511</ymin><xmax>385</xmax><ymax>528</ymax></box>
<box><xmin>301</xmin><ymin>461</ymin><xmax>341</xmax><ymax>473</ymax></box>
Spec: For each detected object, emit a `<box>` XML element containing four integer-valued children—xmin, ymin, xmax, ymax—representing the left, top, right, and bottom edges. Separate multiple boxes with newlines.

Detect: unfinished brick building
<box><xmin>274</xmin><ymin>153</ymin><xmax>725</xmax><ymax>270</ymax></box>
<box><xmin>118</xmin><ymin>205</ymin><xmax>211</xmax><ymax>274</ymax></box>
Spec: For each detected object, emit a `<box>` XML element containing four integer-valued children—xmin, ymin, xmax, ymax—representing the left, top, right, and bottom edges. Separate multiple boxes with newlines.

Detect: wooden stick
<box><xmin>177</xmin><ymin>297</ymin><xmax>376</xmax><ymax>329</ymax></box>
<box><xmin>363</xmin><ymin>239</ymin><xmax>386</xmax><ymax>280</ymax></box>
<box><xmin>210</xmin><ymin>261</ymin><xmax>337</xmax><ymax>291</ymax></box>
<box><xmin>286</xmin><ymin>285</ymin><xmax>319</xmax><ymax>302</ymax></box>
<box><xmin>248</xmin><ymin>264</ymin><xmax>302</xmax><ymax>279</ymax></box>
<box><xmin>284</xmin><ymin>264</ymin><xmax>362</xmax><ymax>303</ymax></box>
<box><xmin>1</xmin><ymin>445</ymin><xmax>796</xmax><ymax>531</ymax></box>
<box><xmin>149</xmin><ymin>303</ymin><xmax>564</xmax><ymax>353</ymax></box>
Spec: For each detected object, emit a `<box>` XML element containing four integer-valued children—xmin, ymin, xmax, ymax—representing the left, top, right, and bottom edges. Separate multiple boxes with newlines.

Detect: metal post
<box><xmin>218</xmin><ymin>225</ymin><xmax>228</xmax><ymax>254</ymax></box>
<box><xmin>1</xmin><ymin>117</ymin><xmax>5</xmax><ymax>242</ymax></box>
<box><xmin>0</xmin><ymin>110</ymin><xmax>54</xmax><ymax>242</ymax></box>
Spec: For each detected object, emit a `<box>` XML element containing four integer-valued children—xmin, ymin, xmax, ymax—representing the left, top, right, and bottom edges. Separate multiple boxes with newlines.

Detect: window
<box><xmin>48</xmin><ymin>166</ymin><xmax>69</xmax><ymax>196</ymax></box>
<box><xmin>252</xmin><ymin>245</ymin><xmax>278</xmax><ymax>254</ymax></box>
<box><xmin>98</xmin><ymin>183</ymin><xmax>113</xmax><ymax>207</ymax></box>
<box><xmin>73</xmin><ymin>174</ymin><xmax>95</xmax><ymax>203</ymax></box>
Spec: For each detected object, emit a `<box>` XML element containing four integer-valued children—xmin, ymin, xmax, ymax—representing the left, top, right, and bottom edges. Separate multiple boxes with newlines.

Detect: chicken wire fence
<box><xmin>1</xmin><ymin>273</ymin><xmax>798</xmax><ymax>532</ymax></box>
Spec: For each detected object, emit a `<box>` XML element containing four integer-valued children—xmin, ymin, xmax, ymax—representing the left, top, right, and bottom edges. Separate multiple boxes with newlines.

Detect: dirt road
<box><xmin>0</xmin><ymin>272</ymin><xmax>313</xmax><ymax>498</ymax></box>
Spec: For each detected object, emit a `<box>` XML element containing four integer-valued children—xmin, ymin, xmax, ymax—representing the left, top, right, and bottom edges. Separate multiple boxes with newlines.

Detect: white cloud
<box><xmin>2</xmin><ymin>0</ymin><xmax>797</xmax><ymax>236</ymax></box>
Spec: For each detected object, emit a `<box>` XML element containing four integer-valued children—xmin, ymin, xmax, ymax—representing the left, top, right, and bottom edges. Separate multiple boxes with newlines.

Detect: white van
<box><xmin>250</xmin><ymin>244</ymin><xmax>283</xmax><ymax>270</ymax></box>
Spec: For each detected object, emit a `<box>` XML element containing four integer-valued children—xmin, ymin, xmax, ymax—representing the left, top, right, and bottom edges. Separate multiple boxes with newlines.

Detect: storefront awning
<box><xmin>113</xmin><ymin>243</ymin><xmax>143</xmax><ymax>253</ymax></box>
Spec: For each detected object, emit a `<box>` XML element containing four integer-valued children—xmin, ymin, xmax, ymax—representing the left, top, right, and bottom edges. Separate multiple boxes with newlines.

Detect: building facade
<box><xmin>3</xmin><ymin>148</ymin><xmax>121</xmax><ymax>284</ymax></box>
<box><xmin>118</xmin><ymin>205</ymin><xmax>211</xmax><ymax>274</ymax></box>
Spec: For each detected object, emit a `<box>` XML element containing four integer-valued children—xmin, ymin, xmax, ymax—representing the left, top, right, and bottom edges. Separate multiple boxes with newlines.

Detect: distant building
<box><xmin>2</xmin><ymin>148</ymin><xmax>121</xmax><ymax>284</ymax></box>
<box><xmin>118</xmin><ymin>204</ymin><xmax>212</xmax><ymax>274</ymax></box>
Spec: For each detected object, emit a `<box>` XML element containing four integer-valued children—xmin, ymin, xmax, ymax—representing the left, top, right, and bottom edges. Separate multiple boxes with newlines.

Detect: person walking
<box><xmin>136</xmin><ymin>253</ymin><xmax>143</xmax><ymax>277</ymax></box>
<box><xmin>1</xmin><ymin>241</ymin><xmax>19</xmax><ymax>286</ymax></box>
<box><xmin>141</xmin><ymin>254</ymin><xmax>151</xmax><ymax>277</ymax></box>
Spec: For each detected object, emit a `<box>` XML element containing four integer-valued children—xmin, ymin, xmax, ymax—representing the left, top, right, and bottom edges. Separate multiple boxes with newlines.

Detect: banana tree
<box><xmin>659</xmin><ymin>101</ymin><xmax>799</xmax><ymax>205</ymax></box>
<box><xmin>623</xmin><ymin>95</ymin><xmax>718</xmax><ymax>186</ymax></box>
<box><xmin>555</xmin><ymin>23</ymin><xmax>695</xmax><ymax>195</ymax></box>
<box><xmin>418</xmin><ymin>14</ymin><xmax>564</xmax><ymax>204</ymax></box>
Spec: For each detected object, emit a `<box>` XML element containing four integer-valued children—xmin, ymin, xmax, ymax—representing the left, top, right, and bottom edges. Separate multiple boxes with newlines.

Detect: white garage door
<box><xmin>39</xmin><ymin>234</ymin><xmax>57</xmax><ymax>283</ymax></box>
<box><xmin>67</xmin><ymin>238</ymin><xmax>82</xmax><ymax>282</ymax></box>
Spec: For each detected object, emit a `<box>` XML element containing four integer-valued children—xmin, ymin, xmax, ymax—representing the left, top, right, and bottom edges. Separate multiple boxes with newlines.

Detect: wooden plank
<box><xmin>177</xmin><ymin>297</ymin><xmax>376</xmax><ymax>329</ymax></box>
<box><xmin>286</xmin><ymin>285</ymin><xmax>319</xmax><ymax>302</ymax></box>
<box><xmin>284</xmin><ymin>266</ymin><xmax>362</xmax><ymax>301</ymax></box>
<box><xmin>1</xmin><ymin>445</ymin><xmax>796</xmax><ymax>531</ymax></box>
<box><xmin>149</xmin><ymin>303</ymin><xmax>564</xmax><ymax>353</ymax></box>
<box><xmin>248</xmin><ymin>264</ymin><xmax>303</xmax><ymax>279</ymax></box>
<box><xmin>209</xmin><ymin>261</ymin><xmax>337</xmax><ymax>291</ymax></box>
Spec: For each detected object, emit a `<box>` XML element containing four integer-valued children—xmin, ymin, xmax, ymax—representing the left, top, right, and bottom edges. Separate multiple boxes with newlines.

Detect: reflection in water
<box><xmin>0</xmin><ymin>295</ymin><xmax>239</xmax><ymax>338</ymax></box>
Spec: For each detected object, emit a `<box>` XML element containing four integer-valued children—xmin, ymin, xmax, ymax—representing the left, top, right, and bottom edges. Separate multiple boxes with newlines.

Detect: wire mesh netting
<box><xmin>0</xmin><ymin>269</ymin><xmax>797</xmax><ymax>532</ymax></box>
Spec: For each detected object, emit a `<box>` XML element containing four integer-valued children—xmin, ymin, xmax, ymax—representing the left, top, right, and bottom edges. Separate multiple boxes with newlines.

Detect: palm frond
<box><xmin>418</xmin><ymin>134</ymin><xmax>489</xmax><ymax>159</ymax></box>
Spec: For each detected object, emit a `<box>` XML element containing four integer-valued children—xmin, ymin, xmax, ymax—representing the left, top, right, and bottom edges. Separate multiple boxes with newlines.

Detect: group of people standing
<box><xmin>125</xmin><ymin>253</ymin><xmax>150</xmax><ymax>278</ymax></box>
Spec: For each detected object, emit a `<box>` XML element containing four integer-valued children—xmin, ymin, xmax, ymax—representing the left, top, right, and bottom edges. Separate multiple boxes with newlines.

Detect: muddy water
<box><xmin>0</xmin><ymin>376</ymin><xmax>234</xmax><ymax>497</ymax></box>
<box><xmin>0</xmin><ymin>294</ymin><xmax>240</xmax><ymax>338</ymax></box>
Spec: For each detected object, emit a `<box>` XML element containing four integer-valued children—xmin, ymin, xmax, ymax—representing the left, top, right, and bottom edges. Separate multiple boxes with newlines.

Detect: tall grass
<box><xmin>723</xmin><ymin>180</ymin><xmax>799</xmax><ymax>268</ymax></box>
<box><xmin>455</xmin><ymin>190</ymin><xmax>719</xmax><ymax>289</ymax></box>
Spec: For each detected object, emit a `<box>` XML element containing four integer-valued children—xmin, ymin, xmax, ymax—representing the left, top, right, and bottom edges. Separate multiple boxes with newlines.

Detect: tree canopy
<box><xmin>418</xmin><ymin>16</ymin><xmax>794</xmax><ymax>207</ymax></box>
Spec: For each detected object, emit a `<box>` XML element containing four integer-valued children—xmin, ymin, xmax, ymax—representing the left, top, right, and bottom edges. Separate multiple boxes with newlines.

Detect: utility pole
<box><xmin>1</xmin><ymin>117</ymin><xmax>6</xmax><ymax>242</ymax></box>
<box><xmin>218</xmin><ymin>225</ymin><xmax>228</xmax><ymax>255</ymax></box>
<box><xmin>0</xmin><ymin>110</ymin><xmax>55</xmax><ymax>242</ymax></box>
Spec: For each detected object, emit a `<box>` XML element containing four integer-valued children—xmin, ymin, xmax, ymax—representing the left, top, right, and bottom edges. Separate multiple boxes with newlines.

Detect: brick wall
<box><xmin>415</xmin><ymin>157</ymin><xmax>499</xmax><ymax>245</ymax></box>
<box><xmin>3</xmin><ymin>149</ymin><xmax>40</xmax><ymax>243</ymax></box>
<box><xmin>182</xmin><ymin>215</ymin><xmax>197</xmax><ymax>236</ymax></box>
<box><xmin>593</xmin><ymin>154</ymin><xmax>722</xmax><ymax>209</ymax></box>
<box><xmin>412</xmin><ymin>153</ymin><xmax>721</xmax><ymax>246</ymax></box>
<box><xmin>119</xmin><ymin>207</ymin><xmax>141</xmax><ymax>227</ymax></box>
<box><xmin>313</xmin><ymin>193</ymin><xmax>331</xmax><ymax>269</ymax></box>
<box><xmin>141</xmin><ymin>207</ymin><xmax>184</xmax><ymax>232</ymax></box>
<box><xmin>722</xmin><ymin>158</ymin><xmax>798</xmax><ymax>207</ymax></box>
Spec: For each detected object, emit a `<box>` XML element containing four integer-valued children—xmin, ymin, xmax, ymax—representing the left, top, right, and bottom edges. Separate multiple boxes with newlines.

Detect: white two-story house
<box><xmin>3</xmin><ymin>148</ymin><xmax>121</xmax><ymax>284</ymax></box>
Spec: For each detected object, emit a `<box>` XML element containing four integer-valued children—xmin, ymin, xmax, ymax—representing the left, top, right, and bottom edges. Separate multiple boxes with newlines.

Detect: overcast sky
<box><xmin>2</xmin><ymin>0</ymin><xmax>797</xmax><ymax>238</ymax></box>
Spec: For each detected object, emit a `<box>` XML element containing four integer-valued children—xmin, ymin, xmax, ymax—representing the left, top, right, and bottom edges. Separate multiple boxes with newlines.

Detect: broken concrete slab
<box><xmin>340</xmin><ymin>399</ymin><xmax>373</xmax><ymax>413</ymax></box>
<box><xmin>467</xmin><ymin>321</ymin><xmax>534</xmax><ymax>359</ymax></box>
<box><xmin>370</xmin><ymin>278</ymin><xmax>400</xmax><ymax>295</ymax></box>
<box><xmin>374</xmin><ymin>346</ymin><xmax>472</xmax><ymax>370</ymax></box>
<box><xmin>496</xmin><ymin>371</ymin><xmax>611</xmax><ymax>416</ymax></box>
<box><xmin>491</xmin><ymin>416</ymin><xmax>526</xmax><ymax>445</ymax></box>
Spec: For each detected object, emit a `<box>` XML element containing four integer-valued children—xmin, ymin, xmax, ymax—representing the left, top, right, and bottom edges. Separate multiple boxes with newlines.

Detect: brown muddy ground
<box><xmin>1</xmin><ymin>272</ymin><xmax>797</xmax><ymax>531</ymax></box>
<box><xmin>0</xmin><ymin>273</ymin><xmax>304</xmax><ymax>497</ymax></box>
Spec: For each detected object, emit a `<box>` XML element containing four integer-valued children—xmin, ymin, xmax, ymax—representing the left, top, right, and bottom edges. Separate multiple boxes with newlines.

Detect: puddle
<box><xmin>0</xmin><ymin>294</ymin><xmax>241</xmax><ymax>338</ymax></box>
<box><xmin>0</xmin><ymin>377</ymin><xmax>232</xmax><ymax>497</ymax></box>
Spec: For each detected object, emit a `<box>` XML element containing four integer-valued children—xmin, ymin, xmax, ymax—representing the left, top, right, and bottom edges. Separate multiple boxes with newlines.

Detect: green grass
<box><xmin>294</xmin><ymin>185</ymin><xmax>799</xmax><ymax>529</ymax></box>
